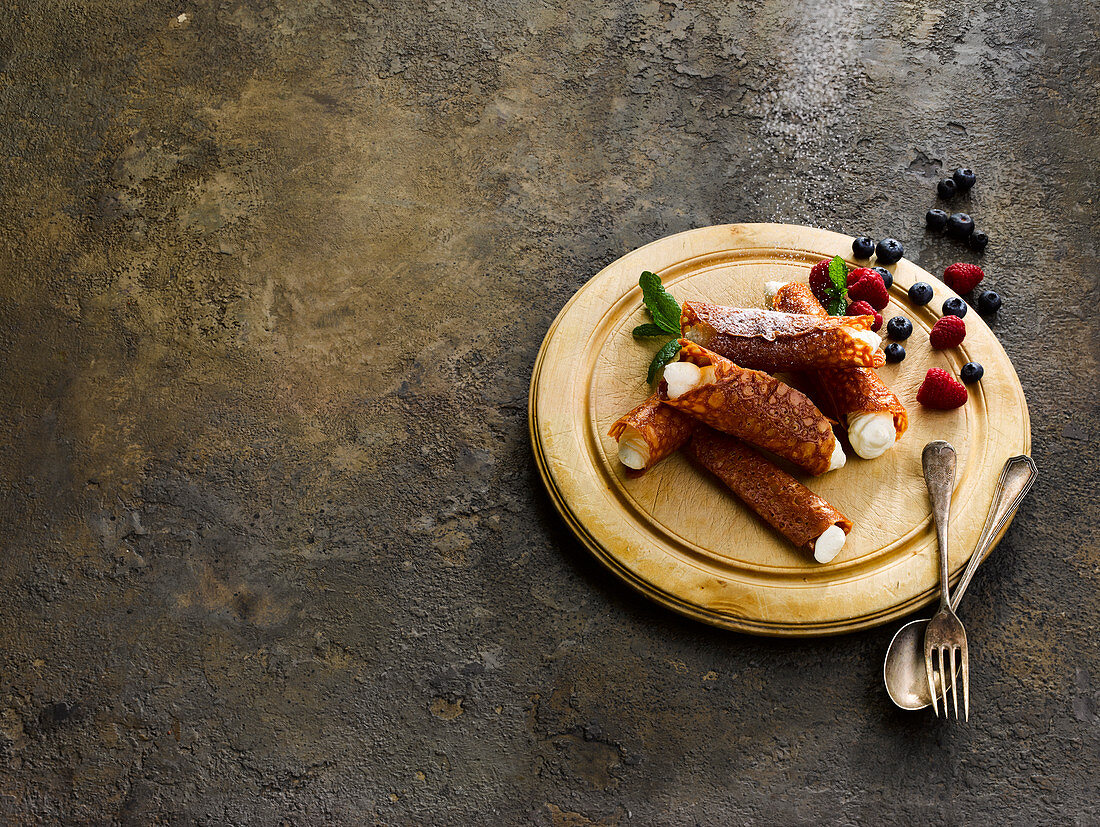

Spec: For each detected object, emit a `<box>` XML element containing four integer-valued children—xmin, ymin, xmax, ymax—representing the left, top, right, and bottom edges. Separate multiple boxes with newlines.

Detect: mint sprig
<box><xmin>647</xmin><ymin>339</ymin><xmax>681</xmax><ymax>384</ymax></box>
<box><xmin>632</xmin><ymin>323</ymin><xmax>668</xmax><ymax>337</ymax></box>
<box><xmin>633</xmin><ymin>271</ymin><xmax>683</xmax><ymax>384</ymax></box>
<box><xmin>639</xmin><ymin>271</ymin><xmax>681</xmax><ymax>334</ymax></box>
<box><xmin>825</xmin><ymin>255</ymin><xmax>849</xmax><ymax>316</ymax></box>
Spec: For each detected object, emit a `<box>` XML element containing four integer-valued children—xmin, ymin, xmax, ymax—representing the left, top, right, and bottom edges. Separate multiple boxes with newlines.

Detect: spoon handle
<box><xmin>922</xmin><ymin>441</ymin><xmax>957</xmax><ymax>610</ymax></box>
<box><xmin>948</xmin><ymin>455</ymin><xmax>1038</xmax><ymax>612</ymax></box>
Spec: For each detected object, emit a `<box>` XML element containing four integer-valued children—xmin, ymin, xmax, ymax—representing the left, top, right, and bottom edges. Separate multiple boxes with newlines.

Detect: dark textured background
<box><xmin>1</xmin><ymin>0</ymin><xmax>1098</xmax><ymax>823</ymax></box>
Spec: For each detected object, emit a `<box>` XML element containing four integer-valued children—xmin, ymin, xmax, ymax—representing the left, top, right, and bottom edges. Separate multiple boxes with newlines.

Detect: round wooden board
<box><xmin>530</xmin><ymin>223</ymin><xmax>1031</xmax><ymax>636</ymax></box>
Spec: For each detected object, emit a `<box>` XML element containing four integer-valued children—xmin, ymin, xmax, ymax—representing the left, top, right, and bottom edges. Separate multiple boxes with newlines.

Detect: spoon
<box><xmin>884</xmin><ymin>455</ymin><xmax>1037</xmax><ymax>710</ymax></box>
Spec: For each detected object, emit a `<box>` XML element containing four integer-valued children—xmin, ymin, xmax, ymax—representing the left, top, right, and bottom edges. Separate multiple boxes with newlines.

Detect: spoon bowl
<box><xmin>884</xmin><ymin>619</ymin><xmax>952</xmax><ymax>710</ymax></box>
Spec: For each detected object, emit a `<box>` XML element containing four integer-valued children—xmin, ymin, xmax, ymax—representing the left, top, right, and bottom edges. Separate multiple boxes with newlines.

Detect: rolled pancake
<box><xmin>659</xmin><ymin>340</ymin><xmax>844</xmax><ymax>476</ymax></box>
<box><xmin>769</xmin><ymin>282</ymin><xmax>886</xmax><ymax>367</ymax></box>
<box><xmin>771</xmin><ymin>282</ymin><xmax>907</xmax><ymax>458</ymax></box>
<box><xmin>608</xmin><ymin>394</ymin><xmax>696</xmax><ymax>475</ymax></box>
<box><xmin>685</xmin><ymin>428</ymin><xmax>853</xmax><ymax>562</ymax></box>
<box><xmin>680</xmin><ymin>301</ymin><xmax>882</xmax><ymax>371</ymax></box>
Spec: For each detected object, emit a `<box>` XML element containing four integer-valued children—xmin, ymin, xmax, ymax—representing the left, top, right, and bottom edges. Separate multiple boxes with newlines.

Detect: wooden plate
<box><xmin>529</xmin><ymin>223</ymin><xmax>1030</xmax><ymax>636</ymax></box>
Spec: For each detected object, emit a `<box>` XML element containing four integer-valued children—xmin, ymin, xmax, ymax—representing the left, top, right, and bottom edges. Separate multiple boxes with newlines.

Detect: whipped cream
<box><xmin>847</xmin><ymin>411</ymin><xmax>897</xmax><ymax>459</ymax></box>
<box><xmin>682</xmin><ymin>327</ymin><xmax>705</xmax><ymax>345</ymax></box>
<box><xmin>850</xmin><ymin>328</ymin><xmax>882</xmax><ymax>352</ymax></box>
<box><xmin>663</xmin><ymin>362</ymin><xmax>715</xmax><ymax>399</ymax></box>
<box><xmin>828</xmin><ymin>438</ymin><xmax>847</xmax><ymax>471</ymax></box>
<box><xmin>764</xmin><ymin>281</ymin><xmax>787</xmax><ymax>303</ymax></box>
<box><xmin>813</xmin><ymin>524</ymin><xmax>847</xmax><ymax>563</ymax></box>
<box><xmin>616</xmin><ymin>426</ymin><xmax>650</xmax><ymax>470</ymax></box>
<box><xmin>662</xmin><ymin>361</ymin><xmax>702</xmax><ymax>399</ymax></box>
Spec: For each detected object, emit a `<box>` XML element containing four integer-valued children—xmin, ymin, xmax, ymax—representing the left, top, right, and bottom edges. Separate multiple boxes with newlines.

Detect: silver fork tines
<box><xmin>922</xmin><ymin>441</ymin><xmax>970</xmax><ymax>721</ymax></box>
<box><xmin>924</xmin><ymin>617</ymin><xmax>967</xmax><ymax>718</ymax></box>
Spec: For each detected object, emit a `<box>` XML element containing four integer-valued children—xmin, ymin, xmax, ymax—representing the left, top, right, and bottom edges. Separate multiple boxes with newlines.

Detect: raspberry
<box><xmin>943</xmin><ymin>263</ymin><xmax>984</xmax><ymax>294</ymax></box>
<box><xmin>929</xmin><ymin>315</ymin><xmax>966</xmax><ymax>349</ymax></box>
<box><xmin>847</xmin><ymin>271</ymin><xmax>890</xmax><ymax>311</ymax></box>
<box><xmin>846</xmin><ymin>267</ymin><xmax>878</xmax><ymax>286</ymax></box>
<box><xmin>846</xmin><ymin>299</ymin><xmax>882</xmax><ymax>332</ymax></box>
<box><xmin>917</xmin><ymin>368</ymin><xmax>968</xmax><ymax>409</ymax></box>
<box><xmin>809</xmin><ymin>259</ymin><xmax>831</xmax><ymax>305</ymax></box>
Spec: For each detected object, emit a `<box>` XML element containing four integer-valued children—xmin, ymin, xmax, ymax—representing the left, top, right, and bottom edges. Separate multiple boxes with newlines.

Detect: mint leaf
<box><xmin>826</xmin><ymin>293</ymin><xmax>847</xmax><ymax>316</ymax></box>
<box><xmin>825</xmin><ymin>255</ymin><xmax>849</xmax><ymax>315</ymax></box>
<box><xmin>647</xmin><ymin>339</ymin><xmax>681</xmax><ymax>384</ymax></box>
<box><xmin>632</xmin><ymin>323</ymin><xmax>668</xmax><ymax>337</ymax></box>
<box><xmin>639</xmin><ymin>271</ymin><xmax>681</xmax><ymax>335</ymax></box>
<box><xmin>827</xmin><ymin>256</ymin><xmax>848</xmax><ymax>293</ymax></box>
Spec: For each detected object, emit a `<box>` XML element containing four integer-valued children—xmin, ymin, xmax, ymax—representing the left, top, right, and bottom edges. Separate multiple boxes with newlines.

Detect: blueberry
<box><xmin>946</xmin><ymin>212</ymin><xmax>975</xmax><ymax>239</ymax></box>
<box><xmin>908</xmin><ymin>282</ymin><xmax>934</xmax><ymax>305</ymax></box>
<box><xmin>884</xmin><ymin>343</ymin><xmax>906</xmax><ymax>363</ymax></box>
<box><xmin>926</xmin><ymin>209</ymin><xmax>949</xmax><ymax>231</ymax></box>
<box><xmin>875</xmin><ymin>238</ymin><xmax>904</xmax><ymax>265</ymax></box>
<box><xmin>942</xmin><ymin>297</ymin><xmax>968</xmax><ymax>318</ymax></box>
<box><xmin>886</xmin><ymin>316</ymin><xmax>913</xmax><ymax>340</ymax></box>
<box><xmin>960</xmin><ymin>362</ymin><xmax>984</xmax><ymax>383</ymax></box>
<box><xmin>872</xmin><ymin>266</ymin><xmax>893</xmax><ymax>289</ymax></box>
<box><xmin>952</xmin><ymin>168</ymin><xmax>976</xmax><ymax>191</ymax></box>
<box><xmin>852</xmin><ymin>236</ymin><xmax>876</xmax><ymax>259</ymax></box>
<box><xmin>969</xmin><ymin>230</ymin><xmax>989</xmax><ymax>253</ymax></box>
<box><xmin>977</xmin><ymin>290</ymin><xmax>1002</xmax><ymax>315</ymax></box>
<box><xmin>937</xmin><ymin>178</ymin><xmax>958</xmax><ymax>199</ymax></box>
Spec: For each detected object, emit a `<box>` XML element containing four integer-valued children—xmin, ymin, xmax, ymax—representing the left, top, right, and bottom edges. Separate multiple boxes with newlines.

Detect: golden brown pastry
<box><xmin>679</xmin><ymin>301</ymin><xmax>882</xmax><ymax>371</ymax></box>
<box><xmin>608</xmin><ymin>394</ymin><xmax>696</xmax><ymax>475</ymax></box>
<box><xmin>685</xmin><ymin>427</ymin><xmax>853</xmax><ymax>562</ymax></box>
<box><xmin>771</xmin><ymin>282</ymin><xmax>907</xmax><ymax>458</ymax></box>
<box><xmin>658</xmin><ymin>340</ymin><xmax>845</xmax><ymax>476</ymax></box>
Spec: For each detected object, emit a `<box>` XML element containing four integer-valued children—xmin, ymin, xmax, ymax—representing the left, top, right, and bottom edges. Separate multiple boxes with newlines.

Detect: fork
<box><xmin>922</xmin><ymin>441</ymin><xmax>969</xmax><ymax>720</ymax></box>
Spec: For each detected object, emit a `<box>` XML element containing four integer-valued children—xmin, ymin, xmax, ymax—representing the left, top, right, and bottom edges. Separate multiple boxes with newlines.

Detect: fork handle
<box><xmin>949</xmin><ymin>454</ymin><xmax>1037</xmax><ymax>611</ymax></box>
<box><xmin>922</xmin><ymin>441</ymin><xmax>957</xmax><ymax>610</ymax></box>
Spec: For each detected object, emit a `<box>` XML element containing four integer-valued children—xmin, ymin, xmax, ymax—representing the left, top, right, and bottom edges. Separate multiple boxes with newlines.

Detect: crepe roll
<box><xmin>659</xmin><ymin>340</ymin><xmax>846</xmax><ymax>476</ymax></box>
<box><xmin>766</xmin><ymin>282</ymin><xmax>886</xmax><ymax>368</ymax></box>
<box><xmin>608</xmin><ymin>394</ymin><xmax>696</xmax><ymax>474</ymax></box>
<box><xmin>679</xmin><ymin>301</ymin><xmax>882</xmax><ymax>371</ymax></box>
<box><xmin>769</xmin><ymin>281</ymin><xmax>908</xmax><ymax>458</ymax></box>
<box><xmin>685</xmin><ymin>428</ymin><xmax>853</xmax><ymax>562</ymax></box>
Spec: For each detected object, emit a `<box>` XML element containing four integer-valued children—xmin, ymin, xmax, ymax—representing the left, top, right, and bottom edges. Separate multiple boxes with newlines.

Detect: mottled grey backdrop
<box><xmin>1</xmin><ymin>0</ymin><xmax>1097</xmax><ymax>824</ymax></box>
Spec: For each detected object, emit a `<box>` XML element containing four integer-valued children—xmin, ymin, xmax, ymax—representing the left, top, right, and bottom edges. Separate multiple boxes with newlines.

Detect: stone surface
<box><xmin>0</xmin><ymin>0</ymin><xmax>1097</xmax><ymax>823</ymax></box>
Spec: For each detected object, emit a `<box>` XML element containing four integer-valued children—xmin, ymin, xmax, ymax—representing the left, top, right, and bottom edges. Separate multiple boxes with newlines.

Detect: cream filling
<box><xmin>663</xmin><ymin>362</ymin><xmax>716</xmax><ymax>399</ymax></box>
<box><xmin>682</xmin><ymin>326</ymin><xmax>705</xmax><ymax>345</ymax></box>
<box><xmin>847</xmin><ymin>411</ymin><xmax>897</xmax><ymax>460</ymax></box>
<box><xmin>662</xmin><ymin>362</ymin><xmax>701</xmax><ymax>399</ymax></box>
<box><xmin>616</xmin><ymin>426</ymin><xmax>650</xmax><ymax>470</ymax></box>
<box><xmin>764</xmin><ymin>281</ymin><xmax>787</xmax><ymax>303</ymax></box>
<box><xmin>849</xmin><ymin>328</ymin><xmax>882</xmax><ymax>352</ymax></box>
<box><xmin>812</xmin><ymin>524</ymin><xmax>847</xmax><ymax>563</ymax></box>
<box><xmin>828</xmin><ymin>438</ymin><xmax>847</xmax><ymax>471</ymax></box>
